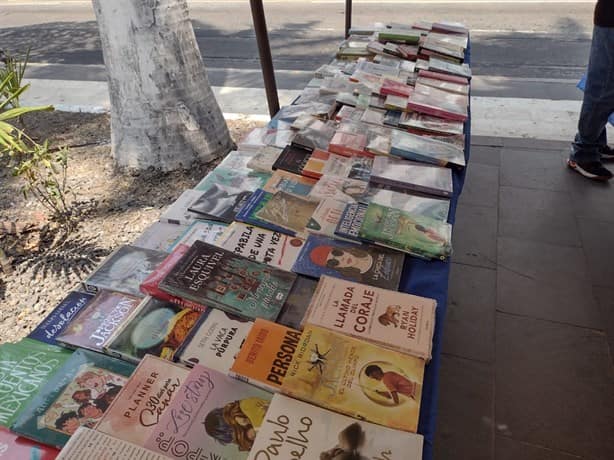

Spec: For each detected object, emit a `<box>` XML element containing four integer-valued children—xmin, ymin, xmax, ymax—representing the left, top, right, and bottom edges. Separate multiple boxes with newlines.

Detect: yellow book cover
<box><xmin>229</xmin><ymin>318</ymin><xmax>302</xmax><ymax>393</ymax></box>
<box><xmin>281</xmin><ymin>325</ymin><xmax>425</xmax><ymax>433</ymax></box>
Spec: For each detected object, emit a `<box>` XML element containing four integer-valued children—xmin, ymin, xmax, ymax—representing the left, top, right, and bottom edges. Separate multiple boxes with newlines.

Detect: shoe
<box><xmin>599</xmin><ymin>145</ymin><xmax>614</xmax><ymax>161</ymax></box>
<box><xmin>567</xmin><ymin>158</ymin><xmax>613</xmax><ymax>181</ymax></box>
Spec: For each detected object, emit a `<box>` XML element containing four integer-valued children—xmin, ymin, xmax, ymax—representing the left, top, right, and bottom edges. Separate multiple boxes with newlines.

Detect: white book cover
<box><xmin>215</xmin><ymin>222</ymin><xmax>305</xmax><ymax>271</ymax></box>
<box><xmin>159</xmin><ymin>189</ymin><xmax>207</xmax><ymax>226</ymax></box>
<box><xmin>57</xmin><ymin>427</ymin><xmax>166</xmax><ymax>460</ymax></box>
<box><xmin>176</xmin><ymin>309</ymin><xmax>253</xmax><ymax>373</ymax></box>
<box><xmin>132</xmin><ymin>221</ymin><xmax>187</xmax><ymax>252</ymax></box>
<box><xmin>306</xmin><ymin>197</ymin><xmax>354</xmax><ymax>241</ymax></box>
<box><xmin>248</xmin><ymin>394</ymin><xmax>423</xmax><ymax>460</ymax></box>
<box><xmin>168</xmin><ymin>219</ymin><xmax>228</xmax><ymax>250</ymax></box>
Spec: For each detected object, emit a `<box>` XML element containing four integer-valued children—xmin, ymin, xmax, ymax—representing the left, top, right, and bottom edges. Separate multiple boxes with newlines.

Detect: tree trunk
<box><xmin>92</xmin><ymin>0</ymin><xmax>233</xmax><ymax>170</ymax></box>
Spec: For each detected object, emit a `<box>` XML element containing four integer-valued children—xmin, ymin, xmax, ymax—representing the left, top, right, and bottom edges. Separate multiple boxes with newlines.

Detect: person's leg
<box><xmin>572</xmin><ymin>26</ymin><xmax>614</xmax><ymax>164</ymax></box>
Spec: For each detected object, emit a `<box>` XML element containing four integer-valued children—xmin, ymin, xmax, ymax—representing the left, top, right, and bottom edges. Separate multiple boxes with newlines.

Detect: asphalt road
<box><xmin>0</xmin><ymin>0</ymin><xmax>597</xmax><ymax>100</ymax></box>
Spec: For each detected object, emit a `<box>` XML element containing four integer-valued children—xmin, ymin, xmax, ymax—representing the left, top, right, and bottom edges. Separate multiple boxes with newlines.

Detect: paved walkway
<box><xmin>435</xmin><ymin>136</ymin><xmax>614</xmax><ymax>460</ymax></box>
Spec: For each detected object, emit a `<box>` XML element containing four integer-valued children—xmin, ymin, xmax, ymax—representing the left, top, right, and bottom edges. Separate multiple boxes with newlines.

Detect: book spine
<box><xmin>370</xmin><ymin>175</ymin><xmax>451</xmax><ymax>198</ymax></box>
<box><xmin>142</xmin><ymin>283</ymin><xmax>207</xmax><ymax>313</ymax></box>
<box><xmin>228</xmin><ymin>371</ymin><xmax>280</xmax><ymax>394</ymax></box>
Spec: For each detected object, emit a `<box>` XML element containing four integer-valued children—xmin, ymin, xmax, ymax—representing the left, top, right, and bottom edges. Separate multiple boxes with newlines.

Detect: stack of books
<box><xmin>0</xmin><ymin>18</ymin><xmax>471</xmax><ymax>459</ymax></box>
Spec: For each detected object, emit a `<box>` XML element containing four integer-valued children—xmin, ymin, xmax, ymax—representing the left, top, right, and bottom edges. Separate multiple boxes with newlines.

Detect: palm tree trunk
<box><xmin>92</xmin><ymin>0</ymin><xmax>233</xmax><ymax>170</ymax></box>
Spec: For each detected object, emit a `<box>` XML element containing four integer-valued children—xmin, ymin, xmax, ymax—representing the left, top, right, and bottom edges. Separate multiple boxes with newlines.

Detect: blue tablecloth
<box><xmin>410</xmin><ymin>43</ymin><xmax>472</xmax><ymax>460</ymax></box>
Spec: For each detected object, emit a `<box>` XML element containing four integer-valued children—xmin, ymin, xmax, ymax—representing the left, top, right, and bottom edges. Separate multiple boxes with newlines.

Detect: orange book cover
<box><xmin>229</xmin><ymin>318</ymin><xmax>301</xmax><ymax>393</ymax></box>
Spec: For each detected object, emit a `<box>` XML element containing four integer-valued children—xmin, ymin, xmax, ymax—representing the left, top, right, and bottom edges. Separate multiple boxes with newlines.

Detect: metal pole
<box><xmin>250</xmin><ymin>0</ymin><xmax>280</xmax><ymax>117</ymax></box>
<box><xmin>345</xmin><ymin>0</ymin><xmax>352</xmax><ymax>38</ymax></box>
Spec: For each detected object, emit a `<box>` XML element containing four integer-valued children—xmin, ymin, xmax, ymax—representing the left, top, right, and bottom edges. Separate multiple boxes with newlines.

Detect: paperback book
<box><xmin>168</xmin><ymin>220</ymin><xmax>228</xmax><ymax>251</ymax></box>
<box><xmin>390</xmin><ymin>129</ymin><xmax>466</xmax><ymax>168</ymax></box>
<box><xmin>248</xmin><ymin>394</ymin><xmax>424</xmax><ymax>460</ymax></box>
<box><xmin>262</xmin><ymin>169</ymin><xmax>317</xmax><ymax>197</ymax></box>
<box><xmin>95</xmin><ymin>355</ymin><xmax>189</xmax><ymax>446</ymax></box>
<box><xmin>143</xmin><ymin>365</ymin><xmax>273</xmax><ymax>459</ymax></box>
<box><xmin>362</xmin><ymin>185</ymin><xmax>450</xmax><ymax>221</ymax></box>
<box><xmin>359</xmin><ymin>203</ymin><xmax>453</xmax><ymax>260</ymax></box>
<box><xmin>306</xmin><ymin>197</ymin><xmax>354</xmax><ymax>240</ymax></box>
<box><xmin>11</xmin><ymin>349</ymin><xmax>135</xmax><ymax>448</ymax></box>
<box><xmin>246</xmin><ymin>146</ymin><xmax>283</xmax><ymax>172</ymax></box>
<box><xmin>56</xmin><ymin>290</ymin><xmax>141</xmax><ymax>353</ymax></box>
<box><xmin>81</xmin><ymin>245</ymin><xmax>167</xmax><ymax>297</ymax></box>
<box><xmin>0</xmin><ymin>339</ymin><xmax>71</xmax><ymax>428</ymax></box>
<box><xmin>370</xmin><ymin>155</ymin><xmax>453</xmax><ymax>198</ymax></box>
<box><xmin>276</xmin><ymin>275</ymin><xmax>318</xmax><ymax>330</ymax></box>
<box><xmin>272</xmin><ymin>144</ymin><xmax>313</xmax><ymax>175</ymax></box>
<box><xmin>235</xmin><ymin>189</ymin><xmax>297</xmax><ymax>236</ymax></box>
<box><xmin>229</xmin><ymin>319</ymin><xmax>302</xmax><ymax>393</ymax></box>
<box><xmin>0</xmin><ymin>426</ymin><xmax>59</xmax><ymax>459</ymax></box>
<box><xmin>308</xmin><ymin>175</ymin><xmax>368</xmax><ymax>203</ymax></box>
<box><xmin>159</xmin><ymin>189</ymin><xmax>212</xmax><ymax>226</ymax></box>
<box><xmin>175</xmin><ymin>309</ymin><xmax>253</xmax><ymax>372</ymax></box>
<box><xmin>132</xmin><ymin>221</ymin><xmax>187</xmax><ymax>252</ymax></box>
<box><xmin>292</xmin><ymin>235</ymin><xmax>404</xmax><ymax>290</ymax></box>
<box><xmin>428</xmin><ymin>56</ymin><xmax>472</xmax><ymax>79</ymax></box>
<box><xmin>28</xmin><ymin>291</ymin><xmax>95</xmax><ymax>345</ymax></box>
<box><xmin>103</xmin><ymin>296</ymin><xmax>202</xmax><ymax>364</ymax></box>
<box><xmin>159</xmin><ymin>241</ymin><xmax>297</xmax><ymax>321</ymax></box>
<box><xmin>407</xmin><ymin>84</ymin><xmax>468</xmax><ymax>122</ymax></box>
<box><xmin>302</xmin><ymin>150</ymin><xmax>372</xmax><ymax>181</ymax></box>
<box><xmin>399</xmin><ymin>111</ymin><xmax>464</xmax><ymax>136</ymax></box>
<box><xmin>215</xmin><ymin>222</ymin><xmax>305</xmax><ymax>272</ymax></box>
<box><xmin>303</xmin><ymin>275</ymin><xmax>436</xmax><ymax>359</ymax></box>
<box><xmin>56</xmin><ymin>426</ymin><xmax>166</xmax><ymax>460</ymax></box>
<box><xmin>139</xmin><ymin>244</ymin><xmax>208</xmax><ymax>312</ymax></box>
<box><xmin>334</xmin><ymin>202</ymin><xmax>368</xmax><ymax>242</ymax></box>
<box><xmin>255</xmin><ymin>191</ymin><xmax>319</xmax><ymax>235</ymax></box>
<box><xmin>281</xmin><ymin>325</ymin><xmax>425</xmax><ymax>433</ymax></box>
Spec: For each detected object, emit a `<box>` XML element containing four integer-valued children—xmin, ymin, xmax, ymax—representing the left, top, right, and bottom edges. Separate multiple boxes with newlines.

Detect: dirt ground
<box><xmin>0</xmin><ymin>111</ymin><xmax>264</xmax><ymax>343</ymax></box>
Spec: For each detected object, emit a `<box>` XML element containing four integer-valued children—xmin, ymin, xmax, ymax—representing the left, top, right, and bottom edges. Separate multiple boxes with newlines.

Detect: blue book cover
<box><xmin>235</xmin><ymin>189</ymin><xmax>297</xmax><ymax>236</ymax></box>
<box><xmin>334</xmin><ymin>202</ymin><xmax>368</xmax><ymax>243</ymax></box>
<box><xmin>292</xmin><ymin>235</ymin><xmax>404</xmax><ymax>290</ymax></box>
<box><xmin>27</xmin><ymin>291</ymin><xmax>95</xmax><ymax>345</ymax></box>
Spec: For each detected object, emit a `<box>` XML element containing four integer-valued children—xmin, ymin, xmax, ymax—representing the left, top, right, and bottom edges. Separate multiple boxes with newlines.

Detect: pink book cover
<box><xmin>418</xmin><ymin>69</ymin><xmax>469</xmax><ymax>85</ymax></box>
<box><xmin>407</xmin><ymin>90</ymin><xmax>468</xmax><ymax>122</ymax></box>
<box><xmin>302</xmin><ymin>275</ymin><xmax>437</xmax><ymax>360</ymax></box>
<box><xmin>144</xmin><ymin>365</ymin><xmax>273</xmax><ymax>459</ymax></box>
<box><xmin>140</xmin><ymin>244</ymin><xmax>208</xmax><ymax>312</ymax></box>
<box><xmin>95</xmin><ymin>355</ymin><xmax>190</xmax><ymax>446</ymax></box>
<box><xmin>380</xmin><ymin>79</ymin><xmax>413</xmax><ymax>98</ymax></box>
<box><xmin>328</xmin><ymin>132</ymin><xmax>368</xmax><ymax>157</ymax></box>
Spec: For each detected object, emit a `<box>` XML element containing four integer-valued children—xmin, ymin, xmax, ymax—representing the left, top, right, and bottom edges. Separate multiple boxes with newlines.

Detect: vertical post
<box><xmin>345</xmin><ymin>0</ymin><xmax>352</xmax><ymax>38</ymax></box>
<box><xmin>250</xmin><ymin>0</ymin><xmax>280</xmax><ymax>117</ymax></box>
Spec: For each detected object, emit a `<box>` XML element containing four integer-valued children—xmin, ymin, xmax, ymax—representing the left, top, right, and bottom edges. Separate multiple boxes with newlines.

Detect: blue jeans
<box><xmin>572</xmin><ymin>26</ymin><xmax>614</xmax><ymax>163</ymax></box>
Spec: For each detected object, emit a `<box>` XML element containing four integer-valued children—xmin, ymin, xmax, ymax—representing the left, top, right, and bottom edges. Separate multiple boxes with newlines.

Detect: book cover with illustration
<box><xmin>215</xmin><ymin>222</ymin><xmax>305</xmax><ymax>272</ymax></box>
<box><xmin>370</xmin><ymin>155</ymin><xmax>453</xmax><ymax>198</ymax></box>
<box><xmin>302</xmin><ymin>149</ymin><xmax>373</xmax><ymax>181</ymax></box>
<box><xmin>144</xmin><ymin>365</ymin><xmax>273</xmax><ymax>459</ymax></box>
<box><xmin>159</xmin><ymin>189</ymin><xmax>212</xmax><ymax>226</ymax></box>
<box><xmin>246</xmin><ymin>146</ymin><xmax>283</xmax><ymax>173</ymax></box>
<box><xmin>303</xmin><ymin>275</ymin><xmax>436</xmax><ymax>359</ymax></box>
<box><xmin>0</xmin><ymin>339</ymin><xmax>71</xmax><ymax>428</ymax></box>
<box><xmin>362</xmin><ymin>185</ymin><xmax>450</xmax><ymax>221</ymax></box>
<box><xmin>255</xmin><ymin>191</ymin><xmax>319</xmax><ymax>235</ymax></box>
<box><xmin>248</xmin><ymin>394</ymin><xmax>424</xmax><ymax>460</ymax></box>
<box><xmin>262</xmin><ymin>170</ymin><xmax>317</xmax><ymax>197</ymax></box>
<box><xmin>390</xmin><ymin>125</ymin><xmax>466</xmax><ymax>168</ymax></box>
<box><xmin>0</xmin><ymin>426</ymin><xmax>59</xmax><ymax>459</ymax></box>
<box><xmin>104</xmin><ymin>296</ymin><xmax>203</xmax><ymax>364</ymax></box>
<box><xmin>132</xmin><ymin>222</ymin><xmax>188</xmax><ymax>253</ymax></box>
<box><xmin>139</xmin><ymin>244</ymin><xmax>207</xmax><ymax>312</ymax></box>
<box><xmin>306</xmin><ymin>197</ymin><xmax>354</xmax><ymax>240</ymax></box>
<box><xmin>272</xmin><ymin>144</ymin><xmax>313</xmax><ymax>175</ymax></box>
<box><xmin>308</xmin><ymin>175</ymin><xmax>368</xmax><ymax>203</ymax></box>
<box><xmin>235</xmin><ymin>189</ymin><xmax>296</xmax><ymax>236</ymax></box>
<box><xmin>281</xmin><ymin>325</ymin><xmax>425</xmax><ymax>433</ymax></box>
<box><xmin>168</xmin><ymin>220</ymin><xmax>228</xmax><ymax>251</ymax></box>
<box><xmin>95</xmin><ymin>355</ymin><xmax>189</xmax><ymax>446</ymax></box>
<box><xmin>28</xmin><ymin>291</ymin><xmax>95</xmax><ymax>345</ymax></box>
<box><xmin>159</xmin><ymin>241</ymin><xmax>296</xmax><ymax>321</ymax></box>
<box><xmin>359</xmin><ymin>203</ymin><xmax>453</xmax><ymax>260</ymax></box>
<box><xmin>277</xmin><ymin>275</ymin><xmax>318</xmax><ymax>330</ymax></box>
<box><xmin>82</xmin><ymin>245</ymin><xmax>168</xmax><ymax>297</ymax></box>
<box><xmin>292</xmin><ymin>235</ymin><xmax>404</xmax><ymax>290</ymax></box>
<box><xmin>56</xmin><ymin>290</ymin><xmax>142</xmax><ymax>353</ymax></box>
<box><xmin>176</xmin><ymin>309</ymin><xmax>253</xmax><ymax>373</ymax></box>
<box><xmin>229</xmin><ymin>319</ymin><xmax>302</xmax><ymax>393</ymax></box>
<box><xmin>11</xmin><ymin>349</ymin><xmax>135</xmax><ymax>448</ymax></box>
<box><xmin>334</xmin><ymin>202</ymin><xmax>368</xmax><ymax>242</ymax></box>
<box><xmin>189</xmin><ymin>180</ymin><xmax>258</xmax><ymax>225</ymax></box>
<box><xmin>56</xmin><ymin>426</ymin><xmax>166</xmax><ymax>460</ymax></box>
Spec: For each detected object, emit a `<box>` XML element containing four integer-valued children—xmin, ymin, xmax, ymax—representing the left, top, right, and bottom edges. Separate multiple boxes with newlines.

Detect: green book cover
<box><xmin>359</xmin><ymin>203</ymin><xmax>452</xmax><ymax>260</ymax></box>
<box><xmin>11</xmin><ymin>349</ymin><xmax>135</xmax><ymax>448</ymax></box>
<box><xmin>0</xmin><ymin>338</ymin><xmax>72</xmax><ymax>428</ymax></box>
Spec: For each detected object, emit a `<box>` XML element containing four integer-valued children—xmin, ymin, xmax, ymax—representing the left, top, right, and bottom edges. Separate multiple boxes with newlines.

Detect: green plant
<box><xmin>0</xmin><ymin>59</ymin><xmax>75</xmax><ymax>229</ymax></box>
<box><xmin>0</xmin><ymin>48</ymin><xmax>30</xmax><ymax>108</ymax></box>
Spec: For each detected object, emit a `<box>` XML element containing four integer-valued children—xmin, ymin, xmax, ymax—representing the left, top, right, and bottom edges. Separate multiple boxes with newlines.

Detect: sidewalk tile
<box><xmin>567</xmin><ymin>177</ymin><xmax>614</xmax><ymax>224</ymax></box>
<box><xmin>502</xmin><ymin>138</ymin><xmax>569</xmax><ymax>151</ymax></box>
<box><xmin>444</xmin><ymin>263</ymin><xmax>496</xmax><ymax>362</ymax></box>
<box><xmin>459</xmin><ymin>163</ymin><xmax>499</xmax><ymax>208</ymax></box>
<box><xmin>470</xmin><ymin>145</ymin><xmax>501</xmax><ymax>167</ymax></box>
<box><xmin>496</xmin><ymin>313</ymin><xmax>614</xmax><ymax>459</ymax></box>
<box><xmin>497</xmin><ymin>237</ymin><xmax>602</xmax><ymax>328</ymax></box>
<box><xmin>434</xmin><ymin>354</ymin><xmax>494</xmax><ymax>460</ymax></box>
<box><xmin>591</xmin><ymin>286</ymin><xmax>614</xmax><ymax>365</ymax></box>
<box><xmin>496</xmin><ymin>436</ymin><xmax>583</xmax><ymax>460</ymax></box>
<box><xmin>579</xmin><ymin>219</ymin><xmax>614</xmax><ymax>287</ymax></box>
<box><xmin>499</xmin><ymin>186</ymin><xmax>581</xmax><ymax>247</ymax></box>
<box><xmin>472</xmin><ymin>136</ymin><xmax>505</xmax><ymax>148</ymax></box>
<box><xmin>452</xmin><ymin>203</ymin><xmax>497</xmax><ymax>269</ymax></box>
<box><xmin>500</xmin><ymin>148</ymin><xmax>568</xmax><ymax>192</ymax></box>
